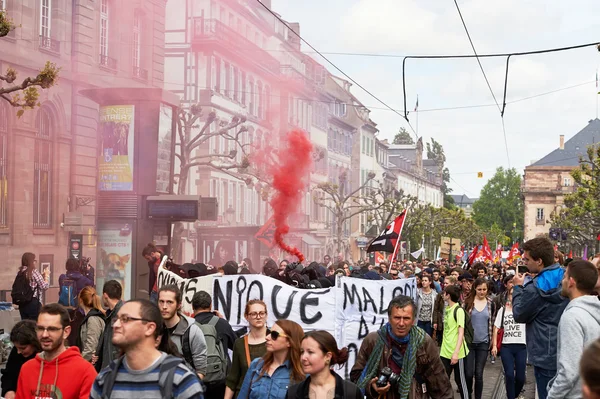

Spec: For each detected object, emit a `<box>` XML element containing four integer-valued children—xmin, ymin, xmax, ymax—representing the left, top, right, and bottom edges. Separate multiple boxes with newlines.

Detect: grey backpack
<box><xmin>182</xmin><ymin>316</ymin><xmax>227</xmax><ymax>383</ymax></box>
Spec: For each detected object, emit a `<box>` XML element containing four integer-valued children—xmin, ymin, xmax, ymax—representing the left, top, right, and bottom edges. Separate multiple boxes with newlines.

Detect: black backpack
<box><xmin>453</xmin><ymin>306</ymin><xmax>475</xmax><ymax>346</ymax></box>
<box><xmin>11</xmin><ymin>271</ymin><xmax>34</xmax><ymax>306</ymax></box>
<box><xmin>100</xmin><ymin>355</ymin><xmax>186</xmax><ymax>399</ymax></box>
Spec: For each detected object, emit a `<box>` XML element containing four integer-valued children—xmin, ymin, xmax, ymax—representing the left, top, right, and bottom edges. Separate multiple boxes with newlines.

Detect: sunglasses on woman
<box><xmin>267</xmin><ymin>329</ymin><xmax>289</xmax><ymax>341</ymax></box>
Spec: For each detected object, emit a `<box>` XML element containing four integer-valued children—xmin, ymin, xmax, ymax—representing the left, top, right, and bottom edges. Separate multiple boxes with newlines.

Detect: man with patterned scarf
<box><xmin>351</xmin><ymin>295</ymin><xmax>453</xmax><ymax>399</ymax></box>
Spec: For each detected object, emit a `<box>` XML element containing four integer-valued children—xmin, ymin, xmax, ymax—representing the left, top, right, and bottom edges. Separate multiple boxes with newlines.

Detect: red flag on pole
<box><xmin>568</xmin><ymin>250</ymin><xmax>573</xmax><ymax>258</ymax></box>
<box><xmin>482</xmin><ymin>235</ymin><xmax>493</xmax><ymax>261</ymax></box>
<box><xmin>467</xmin><ymin>245</ymin><xmax>479</xmax><ymax>266</ymax></box>
<box><xmin>508</xmin><ymin>242</ymin><xmax>520</xmax><ymax>261</ymax></box>
<box><xmin>367</xmin><ymin>210</ymin><xmax>408</xmax><ymax>259</ymax></box>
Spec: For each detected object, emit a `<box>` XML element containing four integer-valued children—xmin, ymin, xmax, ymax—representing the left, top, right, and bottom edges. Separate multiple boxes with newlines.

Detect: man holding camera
<box><xmin>351</xmin><ymin>295</ymin><xmax>452</xmax><ymax>399</ymax></box>
<box><xmin>512</xmin><ymin>237</ymin><xmax>568</xmax><ymax>399</ymax></box>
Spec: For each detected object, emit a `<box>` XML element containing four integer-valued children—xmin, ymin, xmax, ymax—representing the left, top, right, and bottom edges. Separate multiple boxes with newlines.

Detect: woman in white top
<box><xmin>416</xmin><ymin>275</ymin><xmax>437</xmax><ymax>337</ymax></box>
<box><xmin>491</xmin><ymin>275</ymin><xmax>527</xmax><ymax>399</ymax></box>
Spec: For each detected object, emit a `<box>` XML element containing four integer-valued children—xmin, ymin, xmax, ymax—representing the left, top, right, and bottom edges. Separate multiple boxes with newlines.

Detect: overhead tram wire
<box><xmin>452</xmin><ymin>0</ymin><xmax>511</xmax><ymax>168</ymax></box>
<box><xmin>253</xmin><ymin>0</ymin><xmax>418</xmax><ymax>139</ymax></box>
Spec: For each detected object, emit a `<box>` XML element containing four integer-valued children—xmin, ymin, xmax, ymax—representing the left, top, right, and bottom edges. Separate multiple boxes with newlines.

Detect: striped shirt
<box><xmin>19</xmin><ymin>266</ymin><xmax>48</xmax><ymax>301</ymax></box>
<box><xmin>90</xmin><ymin>352</ymin><xmax>204</xmax><ymax>399</ymax></box>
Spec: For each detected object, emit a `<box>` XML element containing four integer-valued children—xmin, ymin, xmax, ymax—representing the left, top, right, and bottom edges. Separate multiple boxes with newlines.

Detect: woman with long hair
<box><xmin>209</xmin><ymin>240</ymin><xmax>235</xmax><ymax>267</ymax></box>
<box><xmin>581</xmin><ymin>337</ymin><xmax>600</xmax><ymax>399</ymax></box>
<box><xmin>14</xmin><ymin>252</ymin><xmax>49</xmax><ymax>320</ymax></box>
<box><xmin>1</xmin><ymin>320</ymin><xmax>41</xmax><ymax>399</ymax></box>
<box><xmin>76</xmin><ymin>286</ymin><xmax>106</xmax><ymax>362</ymax></box>
<box><xmin>416</xmin><ymin>274</ymin><xmax>437</xmax><ymax>337</ymax></box>
<box><xmin>287</xmin><ymin>330</ymin><xmax>361</xmax><ymax>398</ymax></box>
<box><xmin>225</xmin><ymin>300</ymin><xmax>269</xmax><ymax>399</ymax></box>
<box><xmin>238</xmin><ymin>319</ymin><xmax>305</xmax><ymax>399</ymax></box>
<box><xmin>464</xmin><ymin>277</ymin><xmax>495</xmax><ymax>399</ymax></box>
<box><xmin>491</xmin><ymin>276</ymin><xmax>527</xmax><ymax>399</ymax></box>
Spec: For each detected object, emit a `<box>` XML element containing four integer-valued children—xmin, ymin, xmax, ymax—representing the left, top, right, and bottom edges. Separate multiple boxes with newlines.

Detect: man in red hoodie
<box><xmin>16</xmin><ymin>303</ymin><xmax>97</xmax><ymax>399</ymax></box>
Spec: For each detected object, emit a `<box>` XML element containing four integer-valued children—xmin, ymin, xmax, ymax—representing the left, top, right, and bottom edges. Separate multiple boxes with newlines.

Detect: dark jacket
<box><xmin>58</xmin><ymin>271</ymin><xmax>94</xmax><ymax>295</ymax></box>
<box><xmin>95</xmin><ymin>300</ymin><xmax>123</xmax><ymax>371</ymax></box>
<box><xmin>287</xmin><ymin>371</ymin><xmax>362</xmax><ymax>399</ymax></box>
<box><xmin>148</xmin><ymin>251</ymin><xmax>163</xmax><ymax>294</ymax></box>
<box><xmin>432</xmin><ymin>291</ymin><xmax>445</xmax><ymax>331</ymax></box>
<box><xmin>1</xmin><ymin>346</ymin><xmax>36</xmax><ymax>396</ymax></box>
<box><xmin>512</xmin><ymin>263</ymin><xmax>569</xmax><ymax>370</ymax></box>
<box><xmin>194</xmin><ymin>311</ymin><xmax>237</xmax><ymax>352</ymax></box>
<box><xmin>350</xmin><ymin>330</ymin><xmax>453</xmax><ymax>399</ymax></box>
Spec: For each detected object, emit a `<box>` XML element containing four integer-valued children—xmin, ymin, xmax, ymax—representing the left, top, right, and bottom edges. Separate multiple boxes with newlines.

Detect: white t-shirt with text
<box><xmin>494</xmin><ymin>307</ymin><xmax>527</xmax><ymax>345</ymax></box>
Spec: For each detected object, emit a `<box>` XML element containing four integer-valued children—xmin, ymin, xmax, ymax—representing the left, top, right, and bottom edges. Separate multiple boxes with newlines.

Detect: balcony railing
<box><xmin>133</xmin><ymin>66</ymin><xmax>148</xmax><ymax>81</ymax></box>
<box><xmin>39</xmin><ymin>35</ymin><xmax>60</xmax><ymax>53</ymax></box>
<box><xmin>192</xmin><ymin>18</ymin><xmax>279</xmax><ymax>75</ymax></box>
<box><xmin>100</xmin><ymin>54</ymin><xmax>118</xmax><ymax>70</ymax></box>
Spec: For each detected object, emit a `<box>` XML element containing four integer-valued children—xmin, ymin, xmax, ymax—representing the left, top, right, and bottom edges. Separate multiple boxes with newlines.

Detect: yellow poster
<box><xmin>98</xmin><ymin>105</ymin><xmax>135</xmax><ymax>191</ymax></box>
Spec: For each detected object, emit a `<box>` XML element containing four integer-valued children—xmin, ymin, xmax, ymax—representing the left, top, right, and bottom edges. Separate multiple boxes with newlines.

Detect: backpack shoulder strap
<box><xmin>243</xmin><ymin>334</ymin><xmax>251</xmax><ymax>367</ymax></box>
<box><xmin>208</xmin><ymin>315</ymin><xmax>219</xmax><ymax>327</ymax></box>
<box><xmin>181</xmin><ymin>326</ymin><xmax>194</xmax><ymax>371</ymax></box>
<box><xmin>159</xmin><ymin>355</ymin><xmax>184</xmax><ymax>399</ymax></box>
<box><xmin>100</xmin><ymin>356</ymin><xmax>124</xmax><ymax>399</ymax></box>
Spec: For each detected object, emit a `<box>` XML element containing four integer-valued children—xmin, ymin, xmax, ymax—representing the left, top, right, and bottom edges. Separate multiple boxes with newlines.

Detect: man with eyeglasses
<box><xmin>90</xmin><ymin>299</ymin><xmax>204</xmax><ymax>399</ymax></box>
<box><xmin>93</xmin><ymin>280</ymin><xmax>124</xmax><ymax>371</ymax></box>
<box><xmin>159</xmin><ymin>285</ymin><xmax>207</xmax><ymax>379</ymax></box>
<box><xmin>16</xmin><ymin>303</ymin><xmax>97</xmax><ymax>398</ymax></box>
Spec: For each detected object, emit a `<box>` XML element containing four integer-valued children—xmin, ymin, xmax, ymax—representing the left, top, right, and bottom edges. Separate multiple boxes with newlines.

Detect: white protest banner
<box><xmin>156</xmin><ymin>266</ymin><xmax>214</xmax><ymax>315</ymax></box>
<box><xmin>334</xmin><ymin>276</ymin><xmax>417</xmax><ymax>379</ymax></box>
<box><xmin>212</xmin><ymin>274</ymin><xmax>336</xmax><ymax>337</ymax></box>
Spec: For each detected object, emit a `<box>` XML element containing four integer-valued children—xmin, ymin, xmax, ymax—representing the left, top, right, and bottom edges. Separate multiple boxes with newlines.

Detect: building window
<box><xmin>220</xmin><ymin>59</ymin><xmax>226</xmax><ymax>95</ymax></box>
<box><xmin>132</xmin><ymin>11</ymin><xmax>141</xmax><ymax>69</ymax></box>
<box><xmin>1</xmin><ymin>0</ymin><xmax>5</xmax><ymax>11</ymax></box>
<box><xmin>211</xmin><ymin>56</ymin><xmax>219</xmax><ymax>91</ymax></box>
<box><xmin>564</xmin><ymin>177</ymin><xmax>571</xmax><ymax>187</ymax></box>
<box><xmin>536</xmin><ymin>208</ymin><xmax>544</xmax><ymax>221</ymax></box>
<box><xmin>0</xmin><ymin>104</ymin><xmax>8</xmax><ymax>228</ymax></box>
<box><xmin>34</xmin><ymin>108</ymin><xmax>52</xmax><ymax>228</ymax></box>
<box><xmin>40</xmin><ymin>0</ymin><xmax>52</xmax><ymax>39</ymax></box>
<box><xmin>100</xmin><ymin>0</ymin><xmax>109</xmax><ymax>58</ymax></box>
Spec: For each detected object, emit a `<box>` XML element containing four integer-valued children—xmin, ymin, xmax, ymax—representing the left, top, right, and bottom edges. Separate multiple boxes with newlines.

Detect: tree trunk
<box><xmin>336</xmin><ymin>214</ymin><xmax>344</xmax><ymax>257</ymax></box>
<box><xmin>170</xmin><ymin>165</ymin><xmax>190</xmax><ymax>263</ymax></box>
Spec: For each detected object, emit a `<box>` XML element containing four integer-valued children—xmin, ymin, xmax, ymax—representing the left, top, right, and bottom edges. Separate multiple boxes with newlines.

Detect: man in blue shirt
<box><xmin>512</xmin><ymin>237</ymin><xmax>568</xmax><ymax>399</ymax></box>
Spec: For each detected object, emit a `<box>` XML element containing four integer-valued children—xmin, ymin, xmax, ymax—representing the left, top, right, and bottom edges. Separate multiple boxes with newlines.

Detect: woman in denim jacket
<box><xmin>238</xmin><ymin>320</ymin><xmax>305</xmax><ymax>399</ymax></box>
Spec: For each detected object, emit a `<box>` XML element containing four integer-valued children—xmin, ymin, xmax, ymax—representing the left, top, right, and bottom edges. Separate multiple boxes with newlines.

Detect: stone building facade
<box><xmin>522</xmin><ymin>119</ymin><xmax>600</xmax><ymax>241</ymax></box>
<box><xmin>0</xmin><ymin>0</ymin><xmax>166</xmax><ymax>299</ymax></box>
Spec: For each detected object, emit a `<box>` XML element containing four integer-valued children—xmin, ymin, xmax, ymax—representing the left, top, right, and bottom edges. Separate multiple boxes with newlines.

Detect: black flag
<box><xmin>366</xmin><ymin>210</ymin><xmax>407</xmax><ymax>253</ymax></box>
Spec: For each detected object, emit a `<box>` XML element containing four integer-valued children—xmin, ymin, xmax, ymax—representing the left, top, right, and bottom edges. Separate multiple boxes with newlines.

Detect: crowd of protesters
<box><xmin>4</xmin><ymin>236</ymin><xmax>600</xmax><ymax>399</ymax></box>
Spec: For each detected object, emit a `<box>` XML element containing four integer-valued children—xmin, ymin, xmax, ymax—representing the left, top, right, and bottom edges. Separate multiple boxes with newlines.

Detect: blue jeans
<box><xmin>466</xmin><ymin>342</ymin><xmax>489</xmax><ymax>399</ymax></box>
<box><xmin>417</xmin><ymin>320</ymin><xmax>433</xmax><ymax>337</ymax></box>
<box><xmin>534</xmin><ymin>366</ymin><xmax>556</xmax><ymax>399</ymax></box>
<box><xmin>500</xmin><ymin>344</ymin><xmax>527</xmax><ymax>399</ymax></box>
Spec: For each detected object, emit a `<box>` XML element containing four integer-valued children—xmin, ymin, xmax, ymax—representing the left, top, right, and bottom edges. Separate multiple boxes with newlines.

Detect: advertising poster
<box><xmin>97</xmin><ymin>224</ymin><xmax>133</xmax><ymax>299</ymax></box>
<box><xmin>98</xmin><ymin>105</ymin><xmax>135</xmax><ymax>191</ymax></box>
<box><xmin>156</xmin><ymin>103</ymin><xmax>173</xmax><ymax>193</ymax></box>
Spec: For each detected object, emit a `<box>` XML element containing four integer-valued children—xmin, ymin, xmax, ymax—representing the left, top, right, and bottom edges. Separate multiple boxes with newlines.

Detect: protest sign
<box><xmin>156</xmin><ymin>266</ymin><xmax>214</xmax><ymax>315</ymax></box>
<box><xmin>334</xmin><ymin>276</ymin><xmax>417</xmax><ymax>378</ymax></box>
<box><xmin>212</xmin><ymin>274</ymin><xmax>336</xmax><ymax>336</ymax></box>
<box><xmin>157</xmin><ymin>269</ymin><xmax>416</xmax><ymax>377</ymax></box>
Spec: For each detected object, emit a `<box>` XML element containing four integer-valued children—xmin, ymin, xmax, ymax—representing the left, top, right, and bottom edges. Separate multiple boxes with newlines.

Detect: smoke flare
<box><xmin>269</xmin><ymin>129</ymin><xmax>313</xmax><ymax>262</ymax></box>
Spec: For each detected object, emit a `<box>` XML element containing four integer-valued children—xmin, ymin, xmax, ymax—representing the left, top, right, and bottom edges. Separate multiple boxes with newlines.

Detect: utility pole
<box><xmin>445</xmin><ymin>238</ymin><xmax>456</xmax><ymax>262</ymax></box>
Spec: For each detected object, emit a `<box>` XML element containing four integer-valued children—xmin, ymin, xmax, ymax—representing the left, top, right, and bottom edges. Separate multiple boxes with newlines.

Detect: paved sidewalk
<box><xmin>450</xmin><ymin>358</ymin><xmax>537</xmax><ymax>398</ymax></box>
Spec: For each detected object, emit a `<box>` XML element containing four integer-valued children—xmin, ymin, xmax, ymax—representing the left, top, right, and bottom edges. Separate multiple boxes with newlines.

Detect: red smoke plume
<box><xmin>269</xmin><ymin>130</ymin><xmax>313</xmax><ymax>262</ymax></box>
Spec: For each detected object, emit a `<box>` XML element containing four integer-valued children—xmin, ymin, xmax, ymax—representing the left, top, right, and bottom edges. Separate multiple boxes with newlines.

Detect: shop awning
<box><xmin>302</xmin><ymin>234</ymin><xmax>322</xmax><ymax>246</ymax></box>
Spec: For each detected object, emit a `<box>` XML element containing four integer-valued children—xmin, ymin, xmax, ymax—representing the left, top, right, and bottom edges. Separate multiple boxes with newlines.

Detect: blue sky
<box><xmin>272</xmin><ymin>0</ymin><xmax>600</xmax><ymax>197</ymax></box>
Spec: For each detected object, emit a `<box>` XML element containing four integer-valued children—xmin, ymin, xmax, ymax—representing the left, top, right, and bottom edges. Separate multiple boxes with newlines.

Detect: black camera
<box><xmin>376</xmin><ymin>367</ymin><xmax>401</xmax><ymax>387</ymax></box>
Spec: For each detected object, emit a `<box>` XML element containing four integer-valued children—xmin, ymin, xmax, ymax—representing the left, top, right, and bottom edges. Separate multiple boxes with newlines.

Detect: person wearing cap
<box><xmin>459</xmin><ymin>273</ymin><xmax>474</xmax><ymax>304</ymax></box>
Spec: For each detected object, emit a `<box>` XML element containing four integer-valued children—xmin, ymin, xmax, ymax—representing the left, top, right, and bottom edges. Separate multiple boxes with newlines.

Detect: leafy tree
<box><xmin>392</xmin><ymin>127</ymin><xmax>414</xmax><ymax>145</ymax></box>
<box><xmin>425</xmin><ymin>137</ymin><xmax>454</xmax><ymax>208</ymax></box>
<box><xmin>472</xmin><ymin>167</ymin><xmax>524</xmax><ymax>241</ymax></box>
<box><xmin>550</xmin><ymin>145</ymin><xmax>600</xmax><ymax>250</ymax></box>
<box><xmin>0</xmin><ymin>11</ymin><xmax>60</xmax><ymax>115</ymax></box>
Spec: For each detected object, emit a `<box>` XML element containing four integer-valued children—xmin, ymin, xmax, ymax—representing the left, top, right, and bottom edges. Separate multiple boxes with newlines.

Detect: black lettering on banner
<box><xmin>358</xmin><ymin>315</ymin><xmax>369</xmax><ymax>339</ymax></box>
<box><xmin>378</xmin><ymin>286</ymin><xmax>387</xmax><ymax>314</ymax></box>
<box><xmin>235</xmin><ymin>276</ymin><xmax>248</xmax><ymax>325</ymax></box>
<box><xmin>246</xmin><ymin>280</ymin><xmax>264</xmax><ymax>304</ymax></box>
<box><xmin>213</xmin><ymin>279</ymin><xmax>233</xmax><ymax>321</ymax></box>
<box><xmin>392</xmin><ymin>286</ymin><xmax>404</xmax><ymax>298</ymax></box>
<box><xmin>343</xmin><ymin>343</ymin><xmax>358</xmax><ymax>380</ymax></box>
<box><xmin>300</xmin><ymin>289</ymin><xmax>329</xmax><ymax>324</ymax></box>
<box><xmin>271</xmin><ymin>286</ymin><xmax>298</xmax><ymax>319</ymax></box>
<box><xmin>343</xmin><ymin>283</ymin><xmax>362</xmax><ymax>310</ymax></box>
<box><xmin>403</xmin><ymin>280</ymin><xmax>416</xmax><ymax>299</ymax></box>
<box><xmin>182</xmin><ymin>278</ymin><xmax>199</xmax><ymax>305</ymax></box>
<box><xmin>362</xmin><ymin>287</ymin><xmax>377</xmax><ymax>313</ymax></box>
